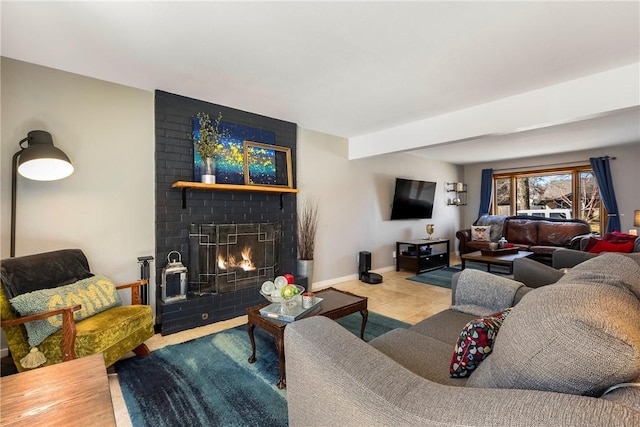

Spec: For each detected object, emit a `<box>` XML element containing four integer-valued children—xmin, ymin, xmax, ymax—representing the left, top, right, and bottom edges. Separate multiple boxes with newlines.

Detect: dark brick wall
<box><xmin>155</xmin><ymin>90</ymin><xmax>297</xmax><ymax>334</ymax></box>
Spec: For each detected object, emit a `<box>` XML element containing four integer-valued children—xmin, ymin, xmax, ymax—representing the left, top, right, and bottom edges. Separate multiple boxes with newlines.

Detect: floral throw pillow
<box><xmin>471</xmin><ymin>226</ymin><xmax>491</xmax><ymax>242</ymax></box>
<box><xmin>450</xmin><ymin>308</ymin><xmax>512</xmax><ymax>378</ymax></box>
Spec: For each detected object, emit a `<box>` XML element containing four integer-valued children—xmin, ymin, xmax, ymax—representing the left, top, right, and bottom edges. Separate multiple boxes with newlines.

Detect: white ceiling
<box><xmin>2</xmin><ymin>1</ymin><xmax>639</xmax><ymax>164</ymax></box>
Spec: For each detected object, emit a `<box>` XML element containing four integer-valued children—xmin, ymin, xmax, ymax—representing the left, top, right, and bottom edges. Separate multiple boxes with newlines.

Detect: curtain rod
<box><xmin>493</xmin><ymin>156</ymin><xmax>616</xmax><ymax>173</ymax></box>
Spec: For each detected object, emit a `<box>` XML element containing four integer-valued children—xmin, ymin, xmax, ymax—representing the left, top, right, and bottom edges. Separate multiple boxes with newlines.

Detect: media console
<box><xmin>395</xmin><ymin>239</ymin><xmax>450</xmax><ymax>274</ymax></box>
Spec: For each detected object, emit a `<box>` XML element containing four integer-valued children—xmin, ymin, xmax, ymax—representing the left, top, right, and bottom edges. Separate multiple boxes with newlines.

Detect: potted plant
<box><xmin>297</xmin><ymin>197</ymin><xmax>318</xmax><ymax>290</ymax></box>
<box><xmin>193</xmin><ymin>112</ymin><xmax>226</xmax><ymax>183</ymax></box>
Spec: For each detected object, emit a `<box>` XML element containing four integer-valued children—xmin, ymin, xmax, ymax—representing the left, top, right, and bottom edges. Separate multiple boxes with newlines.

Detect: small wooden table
<box><xmin>396</xmin><ymin>239</ymin><xmax>450</xmax><ymax>274</ymax></box>
<box><xmin>1</xmin><ymin>353</ymin><xmax>116</xmax><ymax>427</ymax></box>
<box><xmin>247</xmin><ymin>287</ymin><xmax>368</xmax><ymax>389</ymax></box>
<box><xmin>461</xmin><ymin>250</ymin><xmax>534</xmax><ymax>274</ymax></box>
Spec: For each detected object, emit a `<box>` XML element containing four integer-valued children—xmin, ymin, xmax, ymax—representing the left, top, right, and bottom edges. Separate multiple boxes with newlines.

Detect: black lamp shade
<box><xmin>17</xmin><ymin>131</ymin><xmax>74</xmax><ymax>181</ymax></box>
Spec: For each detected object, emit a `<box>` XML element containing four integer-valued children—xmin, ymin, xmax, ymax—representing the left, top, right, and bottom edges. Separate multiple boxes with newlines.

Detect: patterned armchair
<box><xmin>1</xmin><ymin>249</ymin><xmax>154</xmax><ymax>371</ymax></box>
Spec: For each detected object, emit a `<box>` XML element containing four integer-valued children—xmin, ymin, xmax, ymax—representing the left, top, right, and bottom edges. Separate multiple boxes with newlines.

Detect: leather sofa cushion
<box><xmin>538</xmin><ymin>222</ymin><xmax>590</xmax><ymax>246</ymax></box>
<box><xmin>503</xmin><ymin>221</ymin><xmax>537</xmax><ymax>246</ymax></box>
<box><xmin>466</xmin><ymin>254</ymin><xmax>640</xmax><ymax>396</ymax></box>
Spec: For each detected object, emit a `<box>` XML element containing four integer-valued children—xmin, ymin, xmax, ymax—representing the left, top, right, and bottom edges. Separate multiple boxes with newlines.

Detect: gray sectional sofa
<box><xmin>285</xmin><ymin>253</ymin><xmax>640</xmax><ymax>426</ymax></box>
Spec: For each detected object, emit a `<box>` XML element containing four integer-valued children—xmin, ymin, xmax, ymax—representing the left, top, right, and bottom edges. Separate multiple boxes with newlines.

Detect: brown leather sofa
<box><xmin>456</xmin><ymin>215</ymin><xmax>591</xmax><ymax>264</ymax></box>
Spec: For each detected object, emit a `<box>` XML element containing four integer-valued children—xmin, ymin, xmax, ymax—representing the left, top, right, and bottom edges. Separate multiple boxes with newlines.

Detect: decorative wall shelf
<box><xmin>172</xmin><ymin>181</ymin><xmax>299</xmax><ymax>209</ymax></box>
<box><xmin>446</xmin><ymin>182</ymin><xmax>467</xmax><ymax>206</ymax></box>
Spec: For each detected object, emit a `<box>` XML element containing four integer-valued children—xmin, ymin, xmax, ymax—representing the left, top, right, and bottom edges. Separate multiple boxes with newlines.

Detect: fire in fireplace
<box><xmin>189</xmin><ymin>222</ymin><xmax>281</xmax><ymax>294</ymax></box>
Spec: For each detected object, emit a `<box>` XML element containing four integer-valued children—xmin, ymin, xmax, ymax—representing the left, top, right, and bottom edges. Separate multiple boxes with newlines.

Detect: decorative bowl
<box><xmin>260</xmin><ymin>284</ymin><xmax>305</xmax><ymax>304</ymax></box>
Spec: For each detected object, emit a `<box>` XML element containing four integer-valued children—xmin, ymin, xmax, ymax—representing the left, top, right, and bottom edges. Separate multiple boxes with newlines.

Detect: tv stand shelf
<box><xmin>395</xmin><ymin>239</ymin><xmax>450</xmax><ymax>274</ymax></box>
<box><xmin>172</xmin><ymin>181</ymin><xmax>299</xmax><ymax>209</ymax></box>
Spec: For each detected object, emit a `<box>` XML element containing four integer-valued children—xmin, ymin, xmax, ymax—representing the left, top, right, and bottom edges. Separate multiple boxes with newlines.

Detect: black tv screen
<box><xmin>390</xmin><ymin>178</ymin><xmax>436</xmax><ymax>220</ymax></box>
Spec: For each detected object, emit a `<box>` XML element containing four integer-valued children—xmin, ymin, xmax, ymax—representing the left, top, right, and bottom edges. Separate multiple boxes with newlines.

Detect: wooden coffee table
<box><xmin>246</xmin><ymin>287</ymin><xmax>368</xmax><ymax>389</ymax></box>
<box><xmin>461</xmin><ymin>250</ymin><xmax>534</xmax><ymax>274</ymax></box>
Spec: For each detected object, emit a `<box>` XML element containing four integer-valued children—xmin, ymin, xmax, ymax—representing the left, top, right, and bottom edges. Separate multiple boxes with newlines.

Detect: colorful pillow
<box><xmin>9</xmin><ymin>275</ymin><xmax>122</xmax><ymax>347</ymax></box>
<box><xmin>471</xmin><ymin>226</ymin><xmax>491</xmax><ymax>242</ymax></box>
<box><xmin>587</xmin><ymin>239</ymin><xmax>635</xmax><ymax>254</ymax></box>
<box><xmin>450</xmin><ymin>308</ymin><xmax>512</xmax><ymax>378</ymax></box>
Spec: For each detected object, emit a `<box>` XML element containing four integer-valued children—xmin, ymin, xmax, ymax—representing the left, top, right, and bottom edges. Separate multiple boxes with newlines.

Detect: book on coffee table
<box><xmin>259</xmin><ymin>297</ymin><xmax>323</xmax><ymax>322</ymax></box>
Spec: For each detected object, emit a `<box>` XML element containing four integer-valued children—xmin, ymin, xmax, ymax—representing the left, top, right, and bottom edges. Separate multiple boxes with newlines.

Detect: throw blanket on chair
<box><xmin>451</xmin><ymin>269</ymin><xmax>524</xmax><ymax>317</ymax></box>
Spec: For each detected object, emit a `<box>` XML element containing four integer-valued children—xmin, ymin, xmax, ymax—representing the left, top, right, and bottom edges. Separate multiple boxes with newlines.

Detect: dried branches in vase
<box><xmin>297</xmin><ymin>198</ymin><xmax>318</xmax><ymax>261</ymax></box>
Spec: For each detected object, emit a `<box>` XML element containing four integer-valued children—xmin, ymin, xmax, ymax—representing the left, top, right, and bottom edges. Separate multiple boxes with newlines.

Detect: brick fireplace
<box><xmin>155</xmin><ymin>91</ymin><xmax>297</xmax><ymax>335</ymax></box>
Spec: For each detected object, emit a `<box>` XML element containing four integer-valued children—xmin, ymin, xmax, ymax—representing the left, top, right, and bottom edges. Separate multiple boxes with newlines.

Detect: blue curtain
<box><xmin>590</xmin><ymin>156</ymin><xmax>620</xmax><ymax>233</ymax></box>
<box><xmin>478</xmin><ymin>168</ymin><xmax>494</xmax><ymax>218</ymax></box>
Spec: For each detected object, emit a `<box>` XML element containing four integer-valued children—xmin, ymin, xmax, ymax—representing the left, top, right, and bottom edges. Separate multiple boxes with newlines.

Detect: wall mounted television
<box><xmin>390</xmin><ymin>178</ymin><xmax>436</xmax><ymax>220</ymax></box>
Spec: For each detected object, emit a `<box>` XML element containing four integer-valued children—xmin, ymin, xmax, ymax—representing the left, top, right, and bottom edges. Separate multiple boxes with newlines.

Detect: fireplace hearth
<box><xmin>189</xmin><ymin>222</ymin><xmax>281</xmax><ymax>295</ymax></box>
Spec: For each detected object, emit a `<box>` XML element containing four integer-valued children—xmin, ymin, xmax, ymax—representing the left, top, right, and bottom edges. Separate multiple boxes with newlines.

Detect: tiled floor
<box><xmin>106</xmin><ymin>267</ymin><xmax>455</xmax><ymax>426</ymax></box>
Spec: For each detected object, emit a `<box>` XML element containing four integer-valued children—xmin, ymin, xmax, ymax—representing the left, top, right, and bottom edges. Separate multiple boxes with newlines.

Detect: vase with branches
<box><xmin>297</xmin><ymin>197</ymin><xmax>318</xmax><ymax>288</ymax></box>
<box><xmin>192</xmin><ymin>112</ymin><xmax>227</xmax><ymax>183</ymax></box>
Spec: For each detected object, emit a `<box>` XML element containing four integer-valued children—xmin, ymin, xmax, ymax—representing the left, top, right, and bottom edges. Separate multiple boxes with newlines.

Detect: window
<box><xmin>493</xmin><ymin>166</ymin><xmax>603</xmax><ymax>233</ymax></box>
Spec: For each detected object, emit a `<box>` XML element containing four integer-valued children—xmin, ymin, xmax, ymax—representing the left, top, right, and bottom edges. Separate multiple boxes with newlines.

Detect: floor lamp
<box><xmin>10</xmin><ymin>130</ymin><xmax>74</xmax><ymax>257</ymax></box>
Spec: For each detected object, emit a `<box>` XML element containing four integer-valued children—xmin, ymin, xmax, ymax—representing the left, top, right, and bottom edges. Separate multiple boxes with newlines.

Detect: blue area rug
<box><xmin>406</xmin><ymin>263</ymin><xmax>511</xmax><ymax>288</ymax></box>
<box><xmin>115</xmin><ymin>311</ymin><xmax>408</xmax><ymax>427</ymax></box>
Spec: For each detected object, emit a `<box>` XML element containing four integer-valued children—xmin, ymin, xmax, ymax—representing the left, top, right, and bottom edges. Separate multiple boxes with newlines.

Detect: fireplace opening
<box><xmin>189</xmin><ymin>222</ymin><xmax>281</xmax><ymax>294</ymax></box>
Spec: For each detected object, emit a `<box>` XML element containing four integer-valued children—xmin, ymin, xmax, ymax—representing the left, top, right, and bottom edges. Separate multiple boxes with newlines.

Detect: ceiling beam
<box><xmin>348</xmin><ymin>63</ymin><xmax>640</xmax><ymax>160</ymax></box>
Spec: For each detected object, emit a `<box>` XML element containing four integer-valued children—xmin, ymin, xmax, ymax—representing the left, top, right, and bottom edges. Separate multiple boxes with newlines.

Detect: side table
<box><xmin>1</xmin><ymin>353</ymin><xmax>116</xmax><ymax>426</ymax></box>
<box><xmin>247</xmin><ymin>287</ymin><xmax>368</xmax><ymax>389</ymax></box>
<box><xmin>396</xmin><ymin>239</ymin><xmax>450</xmax><ymax>274</ymax></box>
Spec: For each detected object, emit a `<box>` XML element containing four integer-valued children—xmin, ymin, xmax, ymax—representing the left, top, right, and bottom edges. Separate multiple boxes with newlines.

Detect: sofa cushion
<box><xmin>369</xmin><ymin>328</ymin><xmax>466</xmax><ymax>387</ymax></box>
<box><xmin>537</xmin><ymin>221</ymin><xmax>589</xmax><ymax>247</ymax></box>
<box><xmin>38</xmin><ymin>304</ymin><xmax>153</xmax><ymax>369</ymax></box>
<box><xmin>450</xmin><ymin>308</ymin><xmax>511</xmax><ymax>378</ymax></box>
<box><xmin>556</xmin><ymin>253</ymin><xmax>640</xmax><ymax>298</ymax></box>
<box><xmin>9</xmin><ymin>275</ymin><xmax>123</xmax><ymax>347</ymax></box>
<box><xmin>409</xmin><ymin>309</ymin><xmax>477</xmax><ymax>347</ymax></box>
<box><xmin>471</xmin><ymin>226</ymin><xmax>491</xmax><ymax>242</ymax></box>
<box><xmin>466</xmin><ymin>254</ymin><xmax>640</xmax><ymax>396</ymax></box>
<box><xmin>503</xmin><ymin>220</ymin><xmax>537</xmax><ymax>246</ymax></box>
<box><xmin>451</xmin><ymin>269</ymin><xmax>523</xmax><ymax>317</ymax></box>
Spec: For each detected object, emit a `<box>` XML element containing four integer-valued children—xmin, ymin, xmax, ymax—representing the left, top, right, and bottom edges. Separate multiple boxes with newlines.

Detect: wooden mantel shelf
<box><xmin>172</xmin><ymin>181</ymin><xmax>299</xmax><ymax>209</ymax></box>
<box><xmin>173</xmin><ymin>181</ymin><xmax>299</xmax><ymax>193</ymax></box>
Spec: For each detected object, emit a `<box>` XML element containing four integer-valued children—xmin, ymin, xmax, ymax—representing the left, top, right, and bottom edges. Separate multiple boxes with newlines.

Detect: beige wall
<box><xmin>297</xmin><ymin>128</ymin><xmax>464</xmax><ymax>287</ymax></box>
<box><xmin>1</xmin><ymin>58</ymin><xmax>155</xmax><ymax>354</ymax></box>
<box><xmin>1</xmin><ymin>58</ymin><xmax>155</xmax><ymax>298</ymax></box>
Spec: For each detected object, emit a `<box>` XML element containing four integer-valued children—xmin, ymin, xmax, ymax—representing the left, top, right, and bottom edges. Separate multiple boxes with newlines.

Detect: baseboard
<box><xmin>1</xmin><ymin>348</ymin><xmax>8</xmax><ymax>358</ymax></box>
<box><xmin>311</xmin><ymin>265</ymin><xmax>395</xmax><ymax>291</ymax></box>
